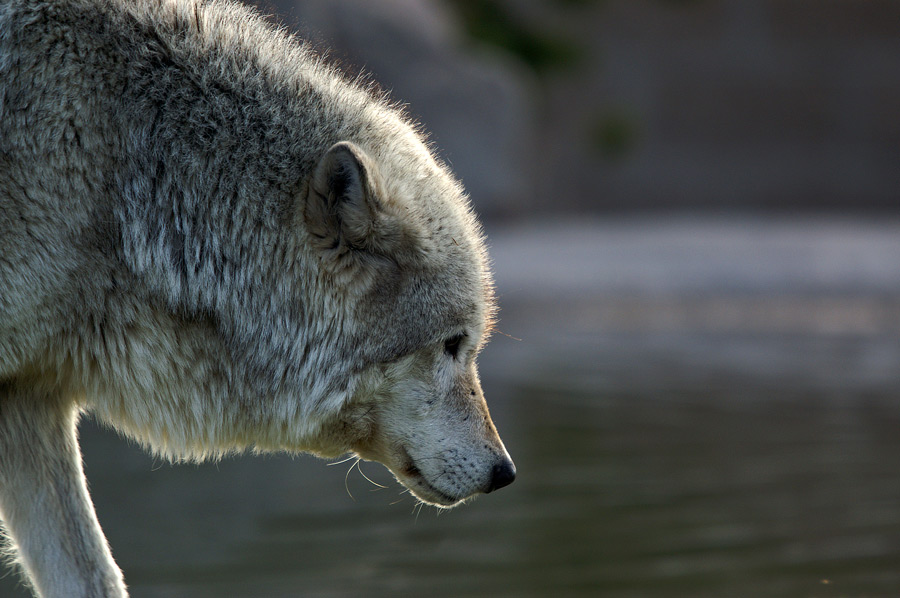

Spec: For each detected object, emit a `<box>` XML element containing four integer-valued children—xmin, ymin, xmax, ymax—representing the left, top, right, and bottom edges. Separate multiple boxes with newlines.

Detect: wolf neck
<box><xmin>115</xmin><ymin>164</ymin><xmax>351</xmax><ymax>408</ymax></box>
<box><xmin>106</xmin><ymin>65</ymin><xmax>350</xmax><ymax>439</ymax></box>
<box><xmin>99</xmin><ymin>0</ymin><xmax>392</xmax><ymax>452</ymax></box>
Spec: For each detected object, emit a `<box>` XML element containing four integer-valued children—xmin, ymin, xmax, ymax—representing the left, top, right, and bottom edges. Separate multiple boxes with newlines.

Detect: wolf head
<box><xmin>300</xmin><ymin>141</ymin><xmax>515</xmax><ymax>507</ymax></box>
<box><xmin>75</xmin><ymin>0</ymin><xmax>515</xmax><ymax>503</ymax></box>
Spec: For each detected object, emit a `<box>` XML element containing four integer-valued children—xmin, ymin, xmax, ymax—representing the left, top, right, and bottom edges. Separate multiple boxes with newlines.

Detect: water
<box><xmin>4</xmin><ymin>371</ymin><xmax>899</xmax><ymax>597</ymax></box>
<box><xmin>3</xmin><ymin>219</ymin><xmax>900</xmax><ymax>597</ymax></box>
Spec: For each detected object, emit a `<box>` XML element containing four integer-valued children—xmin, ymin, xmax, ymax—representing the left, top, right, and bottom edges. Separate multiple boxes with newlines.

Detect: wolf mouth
<box><xmin>398</xmin><ymin>446</ymin><xmax>461</xmax><ymax>507</ymax></box>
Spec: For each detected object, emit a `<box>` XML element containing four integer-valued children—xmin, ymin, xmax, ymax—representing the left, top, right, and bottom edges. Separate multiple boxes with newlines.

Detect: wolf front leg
<box><xmin>0</xmin><ymin>384</ymin><xmax>127</xmax><ymax>598</ymax></box>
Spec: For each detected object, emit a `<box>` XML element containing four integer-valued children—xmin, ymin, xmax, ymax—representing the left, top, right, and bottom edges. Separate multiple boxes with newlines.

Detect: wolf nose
<box><xmin>486</xmin><ymin>458</ymin><xmax>516</xmax><ymax>493</ymax></box>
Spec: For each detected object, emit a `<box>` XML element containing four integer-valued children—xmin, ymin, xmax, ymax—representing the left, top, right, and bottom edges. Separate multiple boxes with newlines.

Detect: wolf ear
<box><xmin>304</xmin><ymin>141</ymin><xmax>384</xmax><ymax>252</ymax></box>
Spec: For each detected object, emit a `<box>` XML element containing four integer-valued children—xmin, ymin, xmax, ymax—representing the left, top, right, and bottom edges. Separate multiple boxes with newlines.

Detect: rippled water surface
<box><xmin>4</xmin><ymin>346</ymin><xmax>900</xmax><ymax>598</ymax></box>
<box><xmin>4</xmin><ymin>220</ymin><xmax>900</xmax><ymax>597</ymax></box>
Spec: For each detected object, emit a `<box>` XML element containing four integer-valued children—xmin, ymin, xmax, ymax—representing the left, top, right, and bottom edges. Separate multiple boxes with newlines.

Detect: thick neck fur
<box><xmin>2</xmin><ymin>0</ymin><xmax>491</xmax><ymax>460</ymax></box>
<box><xmin>0</xmin><ymin>0</ymin><xmax>378</xmax><ymax>457</ymax></box>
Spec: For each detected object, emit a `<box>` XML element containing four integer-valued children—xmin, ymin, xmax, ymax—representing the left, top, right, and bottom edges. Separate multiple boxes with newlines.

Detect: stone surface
<box><xmin>481</xmin><ymin>216</ymin><xmax>900</xmax><ymax>397</ymax></box>
<box><xmin>248</xmin><ymin>0</ymin><xmax>899</xmax><ymax>215</ymax></box>
<box><xmin>501</xmin><ymin>0</ymin><xmax>900</xmax><ymax>213</ymax></box>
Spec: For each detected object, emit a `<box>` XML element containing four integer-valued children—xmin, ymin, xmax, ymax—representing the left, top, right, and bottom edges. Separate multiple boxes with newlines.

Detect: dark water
<box><xmin>5</xmin><ymin>221</ymin><xmax>900</xmax><ymax>597</ymax></box>
<box><xmin>3</xmin><ymin>336</ymin><xmax>900</xmax><ymax>598</ymax></box>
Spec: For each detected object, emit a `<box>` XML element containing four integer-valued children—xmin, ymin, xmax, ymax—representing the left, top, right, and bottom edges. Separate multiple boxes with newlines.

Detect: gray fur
<box><xmin>0</xmin><ymin>0</ymin><xmax>514</xmax><ymax>596</ymax></box>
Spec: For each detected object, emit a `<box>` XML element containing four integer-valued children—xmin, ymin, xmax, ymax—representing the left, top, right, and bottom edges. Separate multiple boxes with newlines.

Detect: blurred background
<box><xmin>4</xmin><ymin>1</ymin><xmax>899</xmax><ymax>596</ymax></box>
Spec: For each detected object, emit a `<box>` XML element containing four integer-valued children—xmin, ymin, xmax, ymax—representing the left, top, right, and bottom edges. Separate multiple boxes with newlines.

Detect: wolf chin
<box><xmin>0</xmin><ymin>0</ymin><xmax>516</xmax><ymax>596</ymax></box>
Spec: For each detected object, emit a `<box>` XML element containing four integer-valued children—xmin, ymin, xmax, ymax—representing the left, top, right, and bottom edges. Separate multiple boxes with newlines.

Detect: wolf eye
<box><xmin>443</xmin><ymin>334</ymin><xmax>465</xmax><ymax>359</ymax></box>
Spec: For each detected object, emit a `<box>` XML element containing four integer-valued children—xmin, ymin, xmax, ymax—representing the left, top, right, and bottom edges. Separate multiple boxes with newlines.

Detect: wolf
<box><xmin>0</xmin><ymin>0</ymin><xmax>516</xmax><ymax>596</ymax></box>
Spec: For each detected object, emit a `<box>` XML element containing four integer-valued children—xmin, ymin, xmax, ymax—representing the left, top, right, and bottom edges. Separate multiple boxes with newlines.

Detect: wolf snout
<box><xmin>485</xmin><ymin>457</ymin><xmax>516</xmax><ymax>493</ymax></box>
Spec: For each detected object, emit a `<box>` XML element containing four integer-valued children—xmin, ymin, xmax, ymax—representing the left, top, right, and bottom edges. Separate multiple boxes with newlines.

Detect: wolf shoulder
<box><xmin>1</xmin><ymin>0</ymin><xmax>364</xmax><ymax>235</ymax></box>
<box><xmin>0</xmin><ymin>0</ymin><xmax>201</xmax><ymax>375</ymax></box>
<box><xmin>0</xmin><ymin>0</ymin><xmax>372</xmax><ymax>376</ymax></box>
<box><xmin>1</xmin><ymin>1</ymin><xmax>127</xmax><ymax>361</ymax></box>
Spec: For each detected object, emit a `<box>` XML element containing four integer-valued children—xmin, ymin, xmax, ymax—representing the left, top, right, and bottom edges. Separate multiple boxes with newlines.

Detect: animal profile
<box><xmin>0</xmin><ymin>0</ymin><xmax>515</xmax><ymax>595</ymax></box>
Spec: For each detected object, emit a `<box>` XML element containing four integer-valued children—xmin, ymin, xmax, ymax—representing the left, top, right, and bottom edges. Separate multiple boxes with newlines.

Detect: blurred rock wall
<box><xmin>249</xmin><ymin>0</ymin><xmax>899</xmax><ymax>216</ymax></box>
<box><xmin>532</xmin><ymin>0</ymin><xmax>900</xmax><ymax>213</ymax></box>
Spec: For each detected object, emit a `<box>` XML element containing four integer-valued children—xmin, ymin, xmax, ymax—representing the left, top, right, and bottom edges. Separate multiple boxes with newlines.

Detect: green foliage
<box><xmin>591</xmin><ymin>109</ymin><xmax>641</xmax><ymax>160</ymax></box>
<box><xmin>450</xmin><ymin>0</ymin><xmax>583</xmax><ymax>73</ymax></box>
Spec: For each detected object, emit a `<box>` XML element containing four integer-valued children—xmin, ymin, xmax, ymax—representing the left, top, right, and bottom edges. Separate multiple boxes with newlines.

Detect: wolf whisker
<box><xmin>343</xmin><ymin>458</ymin><xmax>360</xmax><ymax>501</ymax></box>
<box><xmin>356</xmin><ymin>461</ymin><xmax>387</xmax><ymax>490</ymax></box>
